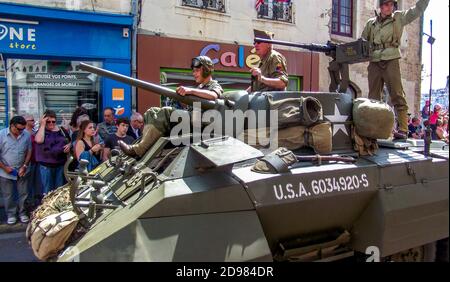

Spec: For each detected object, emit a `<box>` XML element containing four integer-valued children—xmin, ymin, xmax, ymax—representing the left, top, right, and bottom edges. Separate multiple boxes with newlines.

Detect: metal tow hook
<box><xmin>406</xmin><ymin>164</ymin><xmax>417</xmax><ymax>184</ymax></box>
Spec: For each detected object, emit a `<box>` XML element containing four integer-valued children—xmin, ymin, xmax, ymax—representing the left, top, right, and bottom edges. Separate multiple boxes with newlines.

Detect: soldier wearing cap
<box><xmin>361</xmin><ymin>0</ymin><xmax>430</xmax><ymax>140</ymax></box>
<box><xmin>248</xmin><ymin>29</ymin><xmax>289</xmax><ymax>92</ymax></box>
<box><xmin>119</xmin><ymin>56</ymin><xmax>223</xmax><ymax>157</ymax></box>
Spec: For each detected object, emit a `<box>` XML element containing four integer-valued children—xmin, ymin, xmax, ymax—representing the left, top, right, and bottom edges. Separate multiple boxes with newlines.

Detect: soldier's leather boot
<box><xmin>129</xmin><ymin>124</ymin><xmax>163</xmax><ymax>157</ymax></box>
<box><xmin>118</xmin><ymin>140</ymin><xmax>137</xmax><ymax>157</ymax></box>
<box><xmin>393</xmin><ymin>130</ymin><xmax>408</xmax><ymax>141</ymax></box>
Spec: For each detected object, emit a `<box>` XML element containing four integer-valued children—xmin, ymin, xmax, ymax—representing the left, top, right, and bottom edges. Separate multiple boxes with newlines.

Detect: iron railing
<box><xmin>257</xmin><ymin>1</ymin><xmax>293</xmax><ymax>23</ymax></box>
<box><xmin>182</xmin><ymin>0</ymin><xmax>226</xmax><ymax>13</ymax></box>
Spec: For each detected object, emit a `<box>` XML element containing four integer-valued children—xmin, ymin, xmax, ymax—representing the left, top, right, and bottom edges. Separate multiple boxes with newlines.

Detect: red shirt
<box><xmin>429</xmin><ymin>112</ymin><xmax>440</xmax><ymax>125</ymax></box>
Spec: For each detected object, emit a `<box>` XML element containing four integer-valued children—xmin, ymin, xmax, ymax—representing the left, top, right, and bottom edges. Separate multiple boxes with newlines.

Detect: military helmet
<box><xmin>254</xmin><ymin>29</ymin><xmax>274</xmax><ymax>42</ymax></box>
<box><xmin>191</xmin><ymin>56</ymin><xmax>214</xmax><ymax>78</ymax></box>
<box><xmin>379</xmin><ymin>0</ymin><xmax>397</xmax><ymax>6</ymax></box>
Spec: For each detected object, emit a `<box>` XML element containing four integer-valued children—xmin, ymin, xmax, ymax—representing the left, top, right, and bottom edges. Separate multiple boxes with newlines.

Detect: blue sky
<box><xmin>421</xmin><ymin>0</ymin><xmax>449</xmax><ymax>93</ymax></box>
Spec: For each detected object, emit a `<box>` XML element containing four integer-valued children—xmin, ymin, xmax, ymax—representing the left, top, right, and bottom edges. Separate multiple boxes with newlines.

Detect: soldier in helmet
<box><xmin>119</xmin><ymin>56</ymin><xmax>223</xmax><ymax>157</ymax></box>
<box><xmin>248</xmin><ymin>29</ymin><xmax>289</xmax><ymax>92</ymax></box>
<box><xmin>361</xmin><ymin>0</ymin><xmax>430</xmax><ymax>140</ymax></box>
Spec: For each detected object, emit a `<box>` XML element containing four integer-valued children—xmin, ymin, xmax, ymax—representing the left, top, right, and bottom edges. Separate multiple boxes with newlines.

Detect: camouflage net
<box><xmin>352</xmin><ymin>127</ymin><xmax>379</xmax><ymax>156</ymax></box>
<box><xmin>30</xmin><ymin>185</ymin><xmax>73</xmax><ymax>221</ymax></box>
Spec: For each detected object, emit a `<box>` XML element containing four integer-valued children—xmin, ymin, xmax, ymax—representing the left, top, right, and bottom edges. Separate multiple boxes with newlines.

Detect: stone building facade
<box><xmin>0</xmin><ymin>0</ymin><xmax>131</xmax><ymax>14</ymax></box>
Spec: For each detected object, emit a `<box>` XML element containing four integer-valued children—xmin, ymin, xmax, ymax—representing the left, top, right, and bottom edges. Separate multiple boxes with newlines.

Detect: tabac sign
<box><xmin>0</xmin><ymin>19</ymin><xmax>38</xmax><ymax>51</ymax></box>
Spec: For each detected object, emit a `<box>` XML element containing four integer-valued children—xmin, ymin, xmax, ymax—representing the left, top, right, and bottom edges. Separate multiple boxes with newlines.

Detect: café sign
<box><xmin>200</xmin><ymin>44</ymin><xmax>260</xmax><ymax>69</ymax></box>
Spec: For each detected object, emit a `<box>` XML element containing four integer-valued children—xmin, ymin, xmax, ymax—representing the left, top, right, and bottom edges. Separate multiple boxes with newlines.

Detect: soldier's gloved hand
<box><xmin>250</xmin><ymin>68</ymin><xmax>262</xmax><ymax>81</ymax></box>
<box><xmin>176</xmin><ymin>86</ymin><xmax>192</xmax><ymax>96</ymax></box>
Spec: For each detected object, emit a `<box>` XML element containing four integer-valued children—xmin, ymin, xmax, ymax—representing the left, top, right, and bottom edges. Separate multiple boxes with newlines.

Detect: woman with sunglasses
<box><xmin>35</xmin><ymin>110</ymin><xmax>71</xmax><ymax>194</ymax></box>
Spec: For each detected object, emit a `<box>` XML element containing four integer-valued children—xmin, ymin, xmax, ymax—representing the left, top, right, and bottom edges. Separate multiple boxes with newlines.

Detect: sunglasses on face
<box><xmin>14</xmin><ymin>125</ymin><xmax>25</xmax><ymax>132</ymax></box>
<box><xmin>46</xmin><ymin>120</ymin><xmax>56</xmax><ymax>124</ymax></box>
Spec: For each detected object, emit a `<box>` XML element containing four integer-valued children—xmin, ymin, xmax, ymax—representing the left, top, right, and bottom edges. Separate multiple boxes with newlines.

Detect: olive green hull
<box><xmin>58</xmin><ymin>147</ymin><xmax>448</xmax><ymax>261</ymax></box>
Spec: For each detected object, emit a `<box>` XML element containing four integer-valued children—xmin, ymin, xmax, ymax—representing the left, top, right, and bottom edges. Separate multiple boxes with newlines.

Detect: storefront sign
<box><xmin>114</xmin><ymin>105</ymin><xmax>125</xmax><ymax>116</ymax></box>
<box><xmin>0</xmin><ymin>21</ymin><xmax>37</xmax><ymax>51</ymax></box>
<box><xmin>112</xmin><ymin>88</ymin><xmax>125</xmax><ymax>101</ymax></box>
<box><xmin>200</xmin><ymin>44</ymin><xmax>260</xmax><ymax>69</ymax></box>
<box><xmin>0</xmin><ymin>17</ymin><xmax>130</xmax><ymax>59</ymax></box>
<box><xmin>30</xmin><ymin>73</ymin><xmax>82</xmax><ymax>88</ymax></box>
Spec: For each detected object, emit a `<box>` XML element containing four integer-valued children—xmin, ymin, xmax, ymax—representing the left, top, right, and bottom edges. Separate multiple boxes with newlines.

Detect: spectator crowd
<box><xmin>0</xmin><ymin>106</ymin><xmax>144</xmax><ymax>226</ymax></box>
<box><xmin>408</xmin><ymin>103</ymin><xmax>449</xmax><ymax>143</ymax></box>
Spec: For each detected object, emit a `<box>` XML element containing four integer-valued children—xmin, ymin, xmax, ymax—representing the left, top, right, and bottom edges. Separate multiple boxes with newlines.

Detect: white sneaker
<box><xmin>7</xmin><ymin>217</ymin><xmax>17</xmax><ymax>225</ymax></box>
<box><xmin>19</xmin><ymin>214</ymin><xmax>29</xmax><ymax>224</ymax></box>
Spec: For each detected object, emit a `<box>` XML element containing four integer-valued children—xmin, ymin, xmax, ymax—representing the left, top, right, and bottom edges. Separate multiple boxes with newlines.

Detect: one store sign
<box><xmin>0</xmin><ymin>17</ymin><xmax>130</xmax><ymax>59</ymax></box>
<box><xmin>0</xmin><ymin>20</ymin><xmax>37</xmax><ymax>51</ymax></box>
<box><xmin>200</xmin><ymin>44</ymin><xmax>261</xmax><ymax>69</ymax></box>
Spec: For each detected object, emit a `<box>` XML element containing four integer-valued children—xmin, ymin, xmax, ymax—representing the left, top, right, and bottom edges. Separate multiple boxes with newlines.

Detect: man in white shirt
<box><xmin>127</xmin><ymin>112</ymin><xmax>144</xmax><ymax>140</ymax></box>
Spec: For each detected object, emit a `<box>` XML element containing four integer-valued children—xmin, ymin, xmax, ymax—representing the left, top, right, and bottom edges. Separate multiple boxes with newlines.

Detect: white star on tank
<box><xmin>324</xmin><ymin>104</ymin><xmax>349</xmax><ymax>136</ymax></box>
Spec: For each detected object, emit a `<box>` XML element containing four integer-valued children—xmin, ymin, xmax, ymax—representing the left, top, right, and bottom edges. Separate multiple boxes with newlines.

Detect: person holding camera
<box><xmin>35</xmin><ymin>110</ymin><xmax>72</xmax><ymax>194</ymax></box>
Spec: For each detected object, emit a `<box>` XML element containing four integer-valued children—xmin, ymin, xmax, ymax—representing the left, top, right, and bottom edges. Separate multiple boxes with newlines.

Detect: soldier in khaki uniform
<box><xmin>248</xmin><ymin>29</ymin><xmax>289</xmax><ymax>92</ymax></box>
<box><xmin>119</xmin><ymin>56</ymin><xmax>223</xmax><ymax>157</ymax></box>
<box><xmin>362</xmin><ymin>0</ymin><xmax>430</xmax><ymax>140</ymax></box>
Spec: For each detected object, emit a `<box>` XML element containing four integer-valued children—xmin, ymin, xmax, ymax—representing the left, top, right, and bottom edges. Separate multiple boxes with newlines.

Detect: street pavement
<box><xmin>0</xmin><ymin>207</ymin><xmax>37</xmax><ymax>262</ymax></box>
<box><xmin>0</xmin><ymin>231</ymin><xmax>37</xmax><ymax>262</ymax></box>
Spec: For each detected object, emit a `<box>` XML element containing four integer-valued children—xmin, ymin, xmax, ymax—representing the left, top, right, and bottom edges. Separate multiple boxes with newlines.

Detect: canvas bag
<box><xmin>269</xmin><ymin>96</ymin><xmax>323</xmax><ymax>127</ymax></box>
<box><xmin>241</xmin><ymin>122</ymin><xmax>332</xmax><ymax>154</ymax></box>
<box><xmin>27</xmin><ymin>210</ymin><xmax>79</xmax><ymax>261</ymax></box>
<box><xmin>307</xmin><ymin>122</ymin><xmax>333</xmax><ymax>154</ymax></box>
<box><xmin>277</xmin><ymin>122</ymin><xmax>332</xmax><ymax>154</ymax></box>
<box><xmin>353</xmin><ymin>98</ymin><xmax>394</xmax><ymax>139</ymax></box>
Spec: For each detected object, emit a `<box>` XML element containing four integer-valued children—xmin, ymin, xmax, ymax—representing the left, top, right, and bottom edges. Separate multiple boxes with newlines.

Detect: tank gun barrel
<box><xmin>79</xmin><ymin>63</ymin><xmax>222</xmax><ymax>110</ymax></box>
<box><xmin>254</xmin><ymin>37</ymin><xmax>334</xmax><ymax>54</ymax></box>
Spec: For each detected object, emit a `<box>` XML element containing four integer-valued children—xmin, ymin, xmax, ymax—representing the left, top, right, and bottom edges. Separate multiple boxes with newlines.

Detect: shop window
<box><xmin>0</xmin><ymin>57</ymin><xmax>5</xmax><ymax>129</ymax></box>
<box><xmin>6</xmin><ymin>59</ymin><xmax>102</xmax><ymax>126</ymax></box>
<box><xmin>0</xmin><ymin>80</ymin><xmax>5</xmax><ymax>130</ymax></box>
<box><xmin>257</xmin><ymin>0</ymin><xmax>293</xmax><ymax>23</ymax></box>
<box><xmin>0</xmin><ymin>55</ymin><xmax>5</xmax><ymax>78</ymax></box>
<box><xmin>332</xmin><ymin>0</ymin><xmax>353</xmax><ymax>37</ymax></box>
<box><xmin>181</xmin><ymin>0</ymin><xmax>226</xmax><ymax>13</ymax></box>
<box><xmin>160</xmin><ymin>68</ymin><xmax>300</xmax><ymax>108</ymax></box>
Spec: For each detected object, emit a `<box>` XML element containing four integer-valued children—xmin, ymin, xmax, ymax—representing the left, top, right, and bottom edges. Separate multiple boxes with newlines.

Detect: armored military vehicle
<box><xmin>43</xmin><ymin>59</ymin><xmax>447</xmax><ymax>263</ymax></box>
